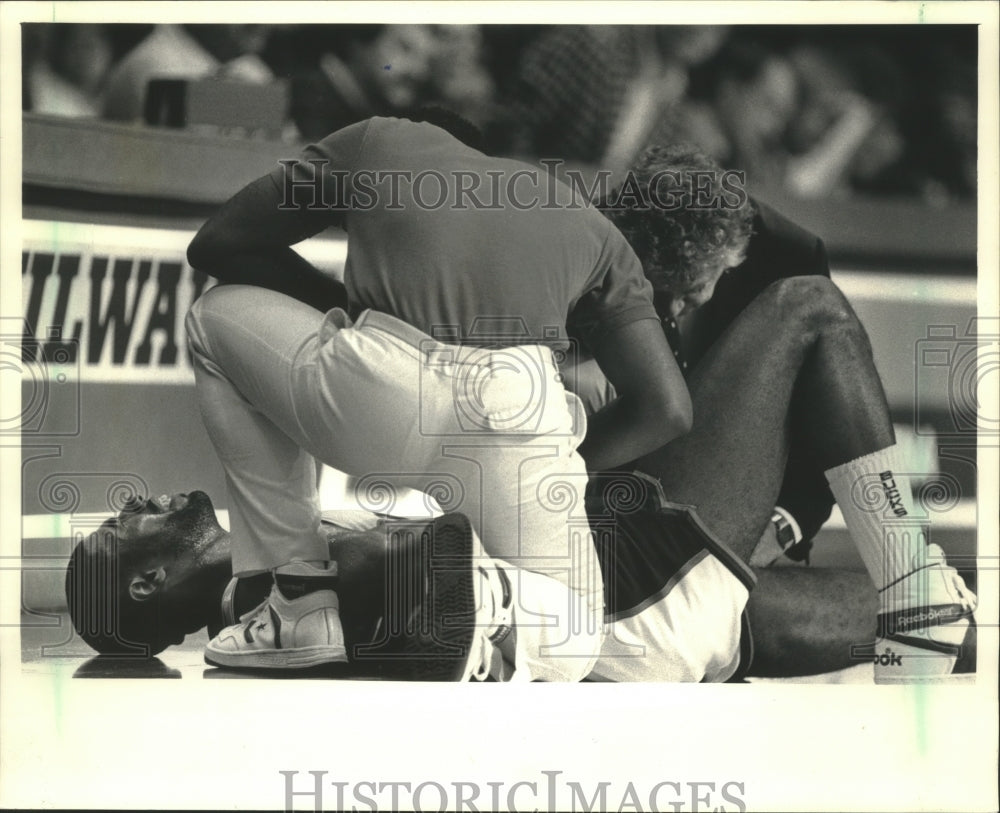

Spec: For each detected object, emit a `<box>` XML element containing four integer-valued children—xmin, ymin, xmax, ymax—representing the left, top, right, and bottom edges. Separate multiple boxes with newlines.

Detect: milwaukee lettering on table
<box><xmin>20</xmin><ymin>220</ymin><xmax>346</xmax><ymax>384</ymax></box>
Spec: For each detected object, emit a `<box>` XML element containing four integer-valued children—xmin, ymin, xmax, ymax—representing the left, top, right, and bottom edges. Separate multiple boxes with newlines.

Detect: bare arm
<box><xmin>187</xmin><ymin>174</ymin><xmax>348</xmax><ymax>312</ymax></box>
<box><xmin>576</xmin><ymin>318</ymin><xmax>692</xmax><ymax>472</ymax></box>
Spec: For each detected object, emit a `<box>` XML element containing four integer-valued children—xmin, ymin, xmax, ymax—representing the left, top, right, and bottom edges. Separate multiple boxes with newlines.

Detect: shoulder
<box><xmin>752</xmin><ymin>200</ymin><xmax>818</xmax><ymax>245</ymax></box>
<box><xmin>361</xmin><ymin>116</ymin><xmax>453</xmax><ymax>149</ymax></box>
<box><xmin>307</xmin><ymin>117</ymin><xmax>375</xmax><ymax>162</ymax></box>
<box><xmin>746</xmin><ymin>200</ymin><xmax>829</xmax><ymax>278</ymax></box>
<box><xmin>307</xmin><ymin>116</ymin><xmax>458</xmax><ymax>168</ymax></box>
<box><xmin>599</xmin><ymin>216</ymin><xmax>642</xmax><ymax>265</ymax></box>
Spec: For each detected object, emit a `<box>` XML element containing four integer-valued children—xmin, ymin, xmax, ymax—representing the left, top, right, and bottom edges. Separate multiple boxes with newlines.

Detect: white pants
<box><xmin>186</xmin><ymin>285</ymin><xmax>603</xmax><ymax>680</ymax></box>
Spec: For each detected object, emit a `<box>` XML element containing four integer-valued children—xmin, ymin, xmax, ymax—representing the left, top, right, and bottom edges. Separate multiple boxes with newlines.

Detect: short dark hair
<box><xmin>64</xmin><ymin>520</ymin><xmax>169</xmax><ymax>656</ymax></box>
<box><xmin>600</xmin><ymin>143</ymin><xmax>755</xmax><ymax>293</ymax></box>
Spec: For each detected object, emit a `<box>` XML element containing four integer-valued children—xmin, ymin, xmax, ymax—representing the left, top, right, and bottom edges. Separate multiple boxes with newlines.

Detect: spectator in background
<box><xmin>22</xmin><ymin>23</ymin><xmax>114</xmax><ymax>118</ymax></box>
<box><xmin>840</xmin><ymin>30</ymin><xmax>977</xmax><ymax>203</ymax></box>
<box><xmin>663</xmin><ymin>38</ymin><xmax>903</xmax><ymax>200</ymax></box>
<box><xmin>502</xmin><ymin>25</ymin><xmax>726</xmax><ymax>171</ymax></box>
<box><xmin>268</xmin><ymin>24</ymin><xmax>439</xmax><ymax>142</ymax></box>
<box><xmin>662</xmin><ymin>40</ymin><xmax>801</xmax><ymax>188</ymax></box>
<box><xmin>478</xmin><ymin>25</ymin><xmax>551</xmax><ymax>101</ymax></box>
<box><xmin>662</xmin><ymin>28</ymin><xmax>977</xmax><ymax>203</ymax></box>
<box><xmin>421</xmin><ymin>25</ymin><xmax>496</xmax><ymax>127</ymax></box>
<box><xmin>101</xmin><ymin>24</ymin><xmax>273</xmax><ymax>123</ymax></box>
<box><xmin>265</xmin><ymin>24</ymin><xmax>497</xmax><ymax>143</ymax></box>
<box><xmin>782</xmin><ymin>43</ymin><xmax>903</xmax><ymax>199</ymax></box>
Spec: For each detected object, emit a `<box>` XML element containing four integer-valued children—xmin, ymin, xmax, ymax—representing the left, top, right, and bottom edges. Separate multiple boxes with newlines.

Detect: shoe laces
<box><xmin>925</xmin><ymin>544</ymin><xmax>978</xmax><ymax>612</ymax></box>
<box><xmin>941</xmin><ymin>567</ymin><xmax>978</xmax><ymax>613</ymax></box>
<box><xmin>884</xmin><ymin>544</ymin><xmax>979</xmax><ymax>616</ymax></box>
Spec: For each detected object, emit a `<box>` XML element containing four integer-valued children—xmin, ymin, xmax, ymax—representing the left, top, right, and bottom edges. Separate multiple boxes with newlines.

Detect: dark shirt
<box><xmin>680</xmin><ymin>200</ymin><xmax>831</xmax><ymax>368</ymax></box>
<box><xmin>672</xmin><ymin>200</ymin><xmax>834</xmax><ymax>551</ymax></box>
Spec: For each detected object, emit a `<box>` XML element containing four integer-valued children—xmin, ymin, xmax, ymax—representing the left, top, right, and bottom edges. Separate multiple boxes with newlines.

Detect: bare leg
<box><xmin>628</xmin><ymin>276</ymin><xmax>894</xmax><ymax>562</ymax></box>
<box><xmin>629</xmin><ymin>277</ymin><xmax>976</xmax><ymax>681</ymax></box>
<box><xmin>746</xmin><ymin>568</ymin><xmax>876</xmax><ymax>676</ymax></box>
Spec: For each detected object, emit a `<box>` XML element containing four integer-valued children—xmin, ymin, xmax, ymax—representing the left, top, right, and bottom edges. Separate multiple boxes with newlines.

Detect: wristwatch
<box><xmin>771</xmin><ymin>507</ymin><xmax>802</xmax><ymax>551</ymax></box>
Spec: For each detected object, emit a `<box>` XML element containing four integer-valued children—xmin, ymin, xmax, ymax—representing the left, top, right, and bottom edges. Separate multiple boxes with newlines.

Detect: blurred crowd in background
<box><xmin>22</xmin><ymin>22</ymin><xmax>977</xmax><ymax>203</ymax></box>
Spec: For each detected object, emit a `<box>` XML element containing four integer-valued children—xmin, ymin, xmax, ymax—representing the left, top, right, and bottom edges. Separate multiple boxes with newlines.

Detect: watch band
<box><xmin>771</xmin><ymin>507</ymin><xmax>802</xmax><ymax>550</ymax></box>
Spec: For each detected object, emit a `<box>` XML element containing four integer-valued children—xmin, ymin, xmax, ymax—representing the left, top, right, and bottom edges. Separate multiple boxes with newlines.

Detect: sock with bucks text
<box><xmin>825</xmin><ymin>445</ymin><xmax>976</xmax><ymax>681</ymax></box>
<box><xmin>824</xmin><ymin>445</ymin><xmax>925</xmax><ymax>590</ymax></box>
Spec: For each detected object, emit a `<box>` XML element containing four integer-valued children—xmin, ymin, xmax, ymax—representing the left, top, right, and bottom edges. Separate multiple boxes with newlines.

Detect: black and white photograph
<box><xmin>1</xmin><ymin>2</ymin><xmax>997</xmax><ymax>810</ymax></box>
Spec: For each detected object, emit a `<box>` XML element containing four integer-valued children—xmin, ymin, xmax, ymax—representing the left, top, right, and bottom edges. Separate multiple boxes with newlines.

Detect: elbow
<box><xmin>620</xmin><ymin>380</ymin><xmax>693</xmax><ymax>449</ymax></box>
<box><xmin>187</xmin><ymin>219</ymin><xmax>228</xmax><ymax>275</ymax></box>
<box><xmin>647</xmin><ymin>387</ymin><xmax>692</xmax><ymax>446</ymax></box>
<box><xmin>186</xmin><ymin>227</ymin><xmax>213</xmax><ymax>273</ymax></box>
<box><xmin>662</xmin><ymin>389</ymin><xmax>693</xmax><ymax>440</ymax></box>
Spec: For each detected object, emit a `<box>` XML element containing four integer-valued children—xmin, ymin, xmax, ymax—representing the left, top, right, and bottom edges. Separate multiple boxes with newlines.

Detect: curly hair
<box><xmin>64</xmin><ymin>520</ymin><xmax>169</xmax><ymax>656</ymax></box>
<box><xmin>600</xmin><ymin>144</ymin><xmax>755</xmax><ymax>293</ymax></box>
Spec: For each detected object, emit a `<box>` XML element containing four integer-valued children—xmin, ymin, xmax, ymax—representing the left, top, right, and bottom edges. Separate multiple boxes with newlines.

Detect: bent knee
<box><xmin>763</xmin><ymin>275</ymin><xmax>840</xmax><ymax>311</ymax></box>
<box><xmin>185</xmin><ymin>284</ymin><xmax>250</xmax><ymax>347</ymax></box>
<box><xmin>184</xmin><ymin>289</ymin><xmax>217</xmax><ymax>351</ymax></box>
<box><xmin>763</xmin><ymin>276</ymin><xmax>861</xmax><ymax>335</ymax></box>
<box><xmin>185</xmin><ymin>294</ymin><xmax>206</xmax><ymax>349</ymax></box>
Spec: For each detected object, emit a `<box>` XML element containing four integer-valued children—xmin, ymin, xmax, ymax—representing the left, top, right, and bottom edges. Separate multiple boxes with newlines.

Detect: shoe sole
<box><xmin>352</xmin><ymin>513</ymin><xmax>481</xmax><ymax>681</ymax></box>
<box><xmin>204</xmin><ymin>644</ymin><xmax>348</xmax><ymax>670</ymax></box>
<box><xmin>873</xmin><ymin>617</ymin><xmax>976</xmax><ymax>684</ymax></box>
<box><xmin>875</xmin><ymin>673</ymin><xmax>976</xmax><ymax>685</ymax></box>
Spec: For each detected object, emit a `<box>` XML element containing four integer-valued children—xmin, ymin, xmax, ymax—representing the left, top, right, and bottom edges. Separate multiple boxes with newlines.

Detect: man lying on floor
<box><xmin>65</xmin><ymin>276</ymin><xmax>977</xmax><ymax>682</ymax></box>
<box><xmin>60</xmin><ymin>489</ymin><xmax>856</xmax><ymax>681</ymax></box>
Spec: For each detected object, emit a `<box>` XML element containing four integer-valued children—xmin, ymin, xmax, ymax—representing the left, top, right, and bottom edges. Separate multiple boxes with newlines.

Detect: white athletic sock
<box><xmin>826</xmin><ymin>447</ymin><xmax>978</xmax><ymax>682</ymax></box>
<box><xmin>825</xmin><ymin>445</ymin><xmax>927</xmax><ymax>591</ymax></box>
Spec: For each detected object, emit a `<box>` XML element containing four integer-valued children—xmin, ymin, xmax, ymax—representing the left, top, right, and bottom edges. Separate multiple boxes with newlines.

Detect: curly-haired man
<box><xmin>579</xmin><ymin>143</ymin><xmax>835</xmax><ymax>566</ymax></box>
<box><xmin>599</xmin><ymin>143</ymin><xmax>756</xmax><ymax>317</ymax></box>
